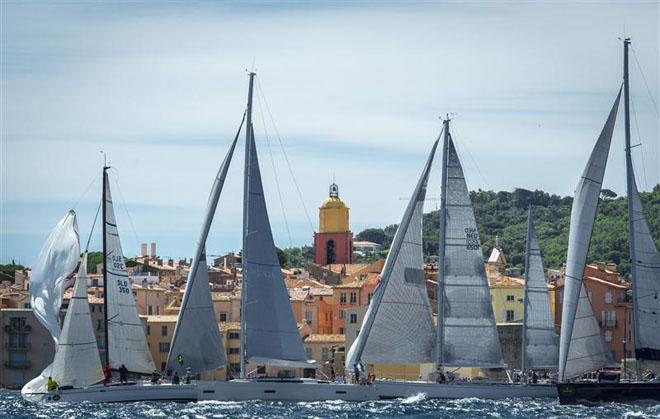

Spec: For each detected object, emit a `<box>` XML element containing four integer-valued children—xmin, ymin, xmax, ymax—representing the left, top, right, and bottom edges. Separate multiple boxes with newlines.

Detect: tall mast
<box><xmin>102</xmin><ymin>163</ymin><xmax>110</xmax><ymax>368</ymax></box>
<box><xmin>623</xmin><ymin>37</ymin><xmax>642</xmax><ymax>380</ymax></box>
<box><xmin>436</xmin><ymin>115</ymin><xmax>450</xmax><ymax>375</ymax></box>
<box><xmin>521</xmin><ymin>207</ymin><xmax>533</xmax><ymax>373</ymax></box>
<box><xmin>240</xmin><ymin>71</ymin><xmax>256</xmax><ymax>379</ymax></box>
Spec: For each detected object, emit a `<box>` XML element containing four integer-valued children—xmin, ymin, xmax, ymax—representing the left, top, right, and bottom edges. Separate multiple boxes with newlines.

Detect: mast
<box><xmin>240</xmin><ymin>71</ymin><xmax>256</xmax><ymax>379</ymax></box>
<box><xmin>521</xmin><ymin>207</ymin><xmax>532</xmax><ymax>373</ymax></box>
<box><xmin>102</xmin><ymin>163</ymin><xmax>110</xmax><ymax>368</ymax></box>
<box><xmin>436</xmin><ymin>115</ymin><xmax>450</xmax><ymax>374</ymax></box>
<box><xmin>623</xmin><ymin>37</ymin><xmax>642</xmax><ymax>379</ymax></box>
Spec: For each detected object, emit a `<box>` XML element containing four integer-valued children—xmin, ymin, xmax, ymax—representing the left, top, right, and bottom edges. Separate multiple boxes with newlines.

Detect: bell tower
<box><xmin>314</xmin><ymin>183</ymin><xmax>353</xmax><ymax>265</ymax></box>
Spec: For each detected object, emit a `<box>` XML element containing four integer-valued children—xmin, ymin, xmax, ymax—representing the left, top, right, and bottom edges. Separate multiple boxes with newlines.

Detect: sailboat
<box><xmin>23</xmin><ymin>167</ymin><xmax>197</xmax><ymax>403</ymax></box>
<box><xmin>557</xmin><ymin>39</ymin><xmax>660</xmax><ymax>404</ymax></box>
<box><xmin>341</xmin><ymin>117</ymin><xmax>557</xmax><ymax>400</ymax></box>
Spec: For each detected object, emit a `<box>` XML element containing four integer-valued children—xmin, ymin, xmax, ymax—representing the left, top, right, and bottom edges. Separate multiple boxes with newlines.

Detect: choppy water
<box><xmin>2</xmin><ymin>390</ymin><xmax>659</xmax><ymax>418</ymax></box>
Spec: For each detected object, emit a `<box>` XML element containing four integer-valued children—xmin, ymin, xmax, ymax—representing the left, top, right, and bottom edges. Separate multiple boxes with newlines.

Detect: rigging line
<box><xmin>68</xmin><ymin>171</ymin><xmax>102</xmax><ymax>211</ymax></box>
<box><xmin>450</xmin><ymin>123</ymin><xmax>488</xmax><ymax>188</ymax></box>
<box><xmin>109</xmin><ymin>168</ymin><xmax>142</xmax><ymax>251</ymax></box>
<box><xmin>84</xmin><ymin>201</ymin><xmax>102</xmax><ymax>253</ymax></box>
<box><xmin>631</xmin><ymin>45</ymin><xmax>660</xmax><ymax>118</ymax></box>
<box><xmin>255</xmin><ymin>84</ymin><xmax>293</xmax><ymax>248</ymax></box>
<box><xmin>255</xmin><ymin>78</ymin><xmax>315</xmax><ymax>235</ymax></box>
<box><xmin>630</xmin><ymin>95</ymin><xmax>649</xmax><ymax>190</ymax></box>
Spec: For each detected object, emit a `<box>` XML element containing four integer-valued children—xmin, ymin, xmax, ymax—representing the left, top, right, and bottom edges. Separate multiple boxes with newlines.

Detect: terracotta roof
<box><xmin>489</xmin><ymin>276</ymin><xmax>525</xmax><ymax>288</ymax></box>
<box><xmin>145</xmin><ymin>315</ymin><xmax>179</xmax><ymax>323</ymax></box>
<box><xmin>304</xmin><ymin>334</ymin><xmax>345</xmax><ymax>344</ymax></box>
<box><xmin>284</xmin><ymin>278</ymin><xmax>329</xmax><ymax>289</ymax></box>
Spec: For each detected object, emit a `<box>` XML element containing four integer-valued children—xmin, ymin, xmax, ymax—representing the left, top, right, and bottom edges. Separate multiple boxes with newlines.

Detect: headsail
<box><xmin>522</xmin><ymin>209</ymin><xmax>558</xmax><ymax>370</ymax></box>
<box><xmin>51</xmin><ymin>253</ymin><xmax>104</xmax><ymax>388</ymax></box>
<box><xmin>104</xmin><ymin>174</ymin><xmax>155</xmax><ymax>374</ymax></box>
<box><xmin>241</xmin><ymin>83</ymin><xmax>308</xmax><ymax>370</ymax></box>
<box><xmin>346</xmin><ymin>139</ymin><xmax>439</xmax><ymax>368</ymax></box>
<box><xmin>558</xmin><ymin>89</ymin><xmax>621</xmax><ymax>381</ymax></box>
<box><xmin>438</xmin><ymin>132</ymin><xmax>504</xmax><ymax>368</ymax></box>
<box><xmin>166</xmin><ymin>124</ymin><xmax>242</xmax><ymax>374</ymax></box>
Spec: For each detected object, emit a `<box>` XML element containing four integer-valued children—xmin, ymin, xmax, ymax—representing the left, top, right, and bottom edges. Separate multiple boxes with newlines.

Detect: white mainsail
<box><xmin>522</xmin><ymin>210</ymin><xmax>558</xmax><ymax>370</ymax></box>
<box><xmin>166</xmin><ymin>127</ymin><xmax>242</xmax><ymax>374</ymax></box>
<box><xmin>558</xmin><ymin>89</ymin><xmax>621</xmax><ymax>381</ymax></box>
<box><xmin>104</xmin><ymin>174</ymin><xmax>155</xmax><ymax>374</ymax></box>
<box><xmin>438</xmin><ymin>134</ymin><xmax>504</xmax><ymax>368</ymax></box>
<box><xmin>346</xmin><ymin>139</ymin><xmax>439</xmax><ymax>368</ymax></box>
<box><xmin>51</xmin><ymin>253</ymin><xmax>104</xmax><ymax>388</ymax></box>
<box><xmin>22</xmin><ymin>210</ymin><xmax>80</xmax><ymax>395</ymax></box>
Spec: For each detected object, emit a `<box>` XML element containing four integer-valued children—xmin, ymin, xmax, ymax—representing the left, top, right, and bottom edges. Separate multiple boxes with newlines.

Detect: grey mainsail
<box><xmin>104</xmin><ymin>174</ymin><xmax>156</xmax><ymax>374</ymax></box>
<box><xmin>558</xmin><ymin>89</ymin><xmax>621</xmax><ymax>381</ymax></box>
<box><xmin>522</xmin><ymin>209</ymin><xmax>558</xmax><ymax>371</ymax></box>
<box><xmin>438</xmin><ymin>132</ymin><xmax>504</xmax><ymax>368</ymax></box>
<box><xmin>241</xmin><ymin>74</ymin><xmax>308</xmax><ymax>371</ymax></box>
<box><xmin>166</xmin><ymin>118</ymin><xmax>243</xmax><ymax>375</ymax></box>
<box><xmin>345</xmin><ymin>139</ymin><xmax>439</xmax><ymax>368</ymax></box>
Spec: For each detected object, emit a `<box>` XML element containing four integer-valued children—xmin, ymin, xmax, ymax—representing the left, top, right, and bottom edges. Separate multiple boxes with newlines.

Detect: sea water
<box><xmin>1</xmin><ymin>390</ymin><xmax>659</xmax><ymax>418</ymax></box>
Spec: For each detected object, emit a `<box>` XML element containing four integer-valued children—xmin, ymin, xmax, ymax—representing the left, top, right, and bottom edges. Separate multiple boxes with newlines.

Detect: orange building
<box><xmin>314</xmin><ymin>183</ymin><xmax>353</xmax><ymax>265</ymax></box>
<box><xmin>332</xmin><ymin>273</ymin><xmax>379</xmax><ymax>335</ymax></box>
<box><xmin>555</xmin><ymin>263</ymin><xmax>633</xmax><ymax>361</ymax></box>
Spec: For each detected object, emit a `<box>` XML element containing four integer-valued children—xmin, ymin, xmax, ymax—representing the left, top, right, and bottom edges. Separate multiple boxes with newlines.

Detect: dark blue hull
<box><xmin>558</xmin><ymin>382</ymin><xmax>660</xmax><ymax>404</ymax></box>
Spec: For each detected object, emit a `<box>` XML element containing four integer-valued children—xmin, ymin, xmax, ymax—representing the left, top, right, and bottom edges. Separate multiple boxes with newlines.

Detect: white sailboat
<box><xmin>557</xmin><ymin>39</ymin><xmax>660</xmax><ymax>403</ymax></box>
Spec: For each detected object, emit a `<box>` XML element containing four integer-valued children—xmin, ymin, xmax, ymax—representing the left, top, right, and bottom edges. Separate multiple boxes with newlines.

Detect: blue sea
<box><xmin>1</xmin><ymin>391</ymin><xmax>659</xmax><ymax>418</ymax></box>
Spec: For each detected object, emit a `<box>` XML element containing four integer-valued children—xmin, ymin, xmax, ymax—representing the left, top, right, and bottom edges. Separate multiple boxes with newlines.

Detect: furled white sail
<box><xmin>346</xmin><ymin>140</ymin><xmax>438</xmax><ymax>368</ymax></box>
<box><xmin>242</xmin><ymin>125</ymin><xmax>309</xmax><ymax>368</ymax></box>
<box><xmin>51</xmin><ymin>253</ymin><xmax>104</xmax><ymax>388</ymax></box>
<box><xmin>22</xmin><ymin>210</ymin><xmax>80</xmax><ymax>395</ymax></box>
<box><xmin>522</xmin><ymin>211</ymin><xmax>558</xmax><ymax>370</ymax></box>
<box><xmin>628</xmin><ymin>171</ymin><xmax>660</xmax><ymax>360</ymax></box>
<box><xmin>166</xmin><ymin>131</ymin><xmax>241</xmax><ymax>374</ymax></box>
<box><xmin>558</xmin><ymin>90</ymin><xmax>621</xmax><ymax>381</ymax></box>
<box><xmin>104</xmin><ymin>175</ymin><xmax>155</xmax><ymax>374</ymax></box>
<box><xmin>438</xmin><ymin>136</ymin><xmax>504</xmax><ymax>368</ymax></box>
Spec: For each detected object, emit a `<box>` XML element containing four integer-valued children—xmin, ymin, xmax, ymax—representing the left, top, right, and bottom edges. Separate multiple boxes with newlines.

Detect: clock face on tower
<box><xmin>329</xmin><ymin>183</ymin><xmax>339</xmax><ymax>198</ymax></box>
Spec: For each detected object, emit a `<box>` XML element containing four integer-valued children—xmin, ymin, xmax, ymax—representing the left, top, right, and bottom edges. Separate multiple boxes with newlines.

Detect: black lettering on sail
<box><xmin>464</xmin><ymin>228</ymin><xmax>481</xmax><ymax>250</ymax></box>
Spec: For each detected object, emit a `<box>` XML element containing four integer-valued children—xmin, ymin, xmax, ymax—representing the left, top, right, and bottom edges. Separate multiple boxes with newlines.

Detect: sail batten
<box><xmin>346</xmin><ymin>139</ymin><xmax>439</xmax><ymax>369</ymax></box>
<box><xmin>558</xmin><ymin>89</ymin><xmax>621</xmax><ymax>381</ymax></box>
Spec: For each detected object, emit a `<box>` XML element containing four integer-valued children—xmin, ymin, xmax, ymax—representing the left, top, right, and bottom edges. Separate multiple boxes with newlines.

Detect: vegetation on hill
<box><xmin>0</xmin><ymin>263</ymin><xmax>27</xmax><ymax>282</ymax></box>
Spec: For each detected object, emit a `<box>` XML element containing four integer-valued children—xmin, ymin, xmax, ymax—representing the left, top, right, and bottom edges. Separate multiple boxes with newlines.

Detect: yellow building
<box><xmin>314</xmin><ymin>183</ymin><xmax>353</xmax><ymax>265</ymax></box>
<box><xmin>144</xmin><ymin>315</ymin><xmax>178</xmax><ymax>372</ymax></box>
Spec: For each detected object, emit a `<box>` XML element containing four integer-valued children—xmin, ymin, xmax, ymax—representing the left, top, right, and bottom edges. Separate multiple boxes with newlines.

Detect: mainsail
<box><xmin>166</xmin><ymin>121</ymin><xmax>243</xmax><ymax>374</ymax></box>
<box><xmin>241</xmin><ymin>73</ymin><xmax>308</xmax><ymax>371</ymax></box>
<box><xmin>346</xmin><ymin>139</ymin><xmax>439</xmax><ymax>368</ymax></box>
<box><xmin>558</xmin><ymin>89</ymin><xmax>621</xmax><ymax>381</ymax></box>
<box><xmin>51</xmin><ymin>253</ymin><xmax>104</xmax><ymax>388</ymax></box>
<box><xmin>522</xmin><ymin>209</ymin><xmax>558</xmax><ymax>370</ymax></box>
<box><xmin>104</xmin><ymin>173</ymin><xmax>155</xmax><ymax>373</ymax></box>
<box><xmin>438</xmin><ymin>130</ymin><xmax>504</xmax><ymax>368</ymax></box>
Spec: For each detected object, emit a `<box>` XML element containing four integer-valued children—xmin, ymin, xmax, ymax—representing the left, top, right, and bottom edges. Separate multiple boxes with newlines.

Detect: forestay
<box><xmin>438</xmin><ymin>137</ymin><xmax>504</xmax><ymax>368</ymax></box>
<box><xmin>104</xmin><ymin>176</ymin><xmax>155</xmax><ymax>374</ymax></box>
<box><xmin>51</xmin><ymin>253</ymin><xmax>104</xmax><ymax>388</ymax></box>
<box><xmin>166</xmin><ymin>121</ymin><xmax>242</xmax><ymax>374</ymax></box>
<box><xmin>558</xmin><ymin>90</ymin><xmax>621</xmax><ymax>381</ymax></box>
<box><xmin>242</xmin><ymin>126</ymin><xmax>309</xmax><ymax>367</ymax></box>
<box><xmin>346</xmin><ymin>140</ymin><xmax>438</xmax><ymax>368</ymax></box>
<box><xmin>628</xmin><ymin>171</ymin><xmax>660</xmax><ymax>360</ymax></box>
<box><xmin>522</xmin><ymin>211</ymin><xmax>558</xmax><ymax>370</ymax></box>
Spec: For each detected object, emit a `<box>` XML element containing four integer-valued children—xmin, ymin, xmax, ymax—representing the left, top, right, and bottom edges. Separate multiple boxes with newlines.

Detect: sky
<box><xmin>1</xmin><ymin>1</ymin><xmax>658</xmax><ymax>266</ymax></box>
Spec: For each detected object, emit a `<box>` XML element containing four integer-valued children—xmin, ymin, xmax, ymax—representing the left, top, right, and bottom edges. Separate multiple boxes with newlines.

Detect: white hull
<box><xmin>198</xmin><ymin>378</ymin><xmax>558</xmax><ymax>401</ymax></box>
<box><xmin>23</xmin><ymin>382</ymin><xmax>197</xmax><ymax>403</ymax></box>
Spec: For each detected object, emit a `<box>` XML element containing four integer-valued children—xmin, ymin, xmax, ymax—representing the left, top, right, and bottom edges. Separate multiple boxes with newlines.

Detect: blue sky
<box><xmin>1</xmin><ymin>1</ymin><xmax>658</xmax><ymax>265</ymax></box>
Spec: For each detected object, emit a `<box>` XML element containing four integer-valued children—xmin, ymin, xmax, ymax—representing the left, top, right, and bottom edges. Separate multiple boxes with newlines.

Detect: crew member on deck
<box><xmin>47</xmin><ymin>376</ymin><xmax>58</xmax><ymax>392</ymax></box>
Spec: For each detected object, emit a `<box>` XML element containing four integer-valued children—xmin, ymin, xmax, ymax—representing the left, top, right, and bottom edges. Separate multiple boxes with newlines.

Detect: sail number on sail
<box><xmin>465</xmin><ymin>228</ymin><xmax>481</xmax><ymax>250</ymax></box>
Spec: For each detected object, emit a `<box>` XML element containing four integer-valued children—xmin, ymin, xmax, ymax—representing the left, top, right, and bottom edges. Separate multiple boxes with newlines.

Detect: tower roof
<box><xmin>320</xmin><ymin>183</ymin><xmax>348</xmax><ymax>209</ymax></box>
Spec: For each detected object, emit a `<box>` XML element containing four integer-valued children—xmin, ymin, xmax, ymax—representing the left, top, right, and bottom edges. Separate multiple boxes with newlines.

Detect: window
<box><xmin>339</xmin><ymin>327</ymin><xmax>344</xmax><ymax>334</ymax></box>
<box><xmin>146</xmin><ymin>325</ymin><xmax>151</xmax><ymax>335</ymax></box>
<box><xmin>506</xmin><ymin>295</ymin><xmax>515</xmax><ymax>301</ymax></box>
<box><xmin>305</xmin><ymin>348</ymin><xmax>313</xmax><ymax>360</ymax></box>
<box><xmin>349</xmin><ymin>313</ymin><xmax>358</xmax><ymax>324</ymax></box>
<box><xmin>605</xmin><ymin>330</ymin><xmax>613</xmax><ymax>342</ymax></box>
<box><xmin>605</xmin><ymin>290</ymin><xmax>613</xmax><ymax>304</ymax></box>
<box><xmin>350</xmin><ymin>292</ymin><xmax>357</xmax><ymax>305</ymax></box>
<box><xmin>228</xmin><ymin>347</ymin><xmax>240</xmax><ymax>354</ymax></box>
<box><xmin>340</xmin><ymin>292</ymin><xmax>347</xmax><ymax>305</ymax></box>
<box><xmin>305</xmin><ymin>311</ymin><xmax>313</xmax><ymax>322</ymax></box>
<box><xmin>148</xmin><ymin>305</ymin><xmax>153</xmax><ymax>315</ymax></box>
<box><xmin>602</xmin><ymin>310</ymin><xmax>616</xmax><ymax>327</ymax></box>
<box><xmin>156</xmin><ymin>306</ymin><xmax>160</xmax><ymax>315</ymax></box>
<box><xmin>339</xmin><ymin>310</ymin><xmax>345</xmax><ymax>320</ymax></box>
<box><xmin>368</xmin><ymin>292</ymin><xmax>374</xmax><ymax>304</ymax></box>
<box><xmin>219</xmin><ymin>312</ymin><xmax>227</xmax><ymax>322</ymax></box>
<box><xmin>228</xmin><ymin>332</ymin><xmax>240</xmax><ymax>340</ymax></box>
<box><xmin>159</xmin><ymin>342</ymin><xmax>170</xmax><ymax>353</ymax></box>
<box><xmin>326</xmin><ymin>240</ymin><xmax>336</xmax><ymax>264</ymax></box>
<box><xmin>161</xmin><ymin>325</ymin><xmax>168</xmax><ymax>336</ymax></box>
<box><xmin>321</xmin><ymin>348</ymin><xmax>331</xmax><ymax>361</ymax></box>
<box><xmin>505</xmin><ymin>310</ymin><xmax>515</xmax><ymax>322</ymax></box>
<box><xmin>9</xmin><ymin>317</ymin><xmax>26</xmax><ymax>330</ymax></box>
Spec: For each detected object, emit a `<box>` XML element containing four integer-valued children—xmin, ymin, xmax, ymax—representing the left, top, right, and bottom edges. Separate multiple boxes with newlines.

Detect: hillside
<box><xmin>355</xmin><ymin>185</ymin><xmax>660</xmax><ymax>278</ymax></box>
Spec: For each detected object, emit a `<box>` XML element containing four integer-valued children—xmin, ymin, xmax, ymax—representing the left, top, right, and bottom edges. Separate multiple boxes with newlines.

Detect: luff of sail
<box><xmin>522</xmin><ymin>209</ymin><xmax>558</xmax><ymax>370</ymax></box>
<box><xmin>51</xmin><ymin>253</ymin><xmax>104</xmax><ymax>388</ymax></box>
<box><xmin>558</xmin><ymin>89</ymin><xmax>621</xmax><ymax>381</ymax></box>
<box><xmin>104</xmin><ymin>174</ymin><xmax>155</xmax><ymax>374</ymax></box>
<box><xmin>166</xmin><ymin>125</ymin><xmax>242</xmax><ymax>374</ymax></box>
<box><xmin>438</xmin><ymin>135</ymin><xmax>504</xmax><ymax>368</ymax></box>
<box><xmin>628</xmin><ymin>172</ymin><xmax>660</xmax><ymax>360</ymax></box>
<box><xmin>346</xmin><ymin>139</ymin><xmax>439</xmax><ymax>368</ymax></box>
<box><xmin>242</xmin><ymin>121</ymin><xmax>309</xmax><ymax>368</ymax></box>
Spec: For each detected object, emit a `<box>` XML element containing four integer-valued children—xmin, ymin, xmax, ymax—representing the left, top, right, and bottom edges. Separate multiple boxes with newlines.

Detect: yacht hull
<box><xmin>23</xmin><ymin>382</ymin><xmax>197</xmax><ymax>403</ymax></box>
<box><xmin>558</xmin><ymin>382</ymin><xmax>660</xmax><ymax>404</ymax></box>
